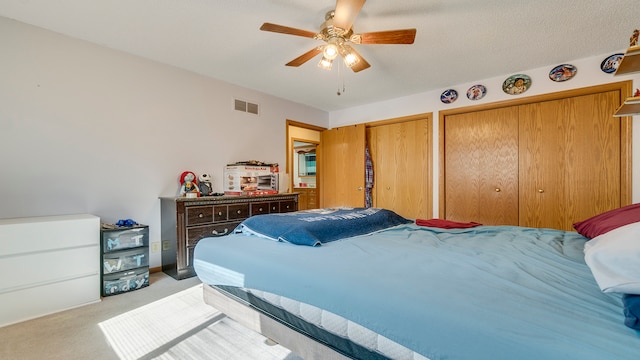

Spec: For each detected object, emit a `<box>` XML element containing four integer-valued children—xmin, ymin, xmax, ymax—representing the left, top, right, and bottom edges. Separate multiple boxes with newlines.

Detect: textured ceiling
<box><xmin>0</xmin><ymin>0</ymin><xmax>638</xmax><ymax>111</ymax></box>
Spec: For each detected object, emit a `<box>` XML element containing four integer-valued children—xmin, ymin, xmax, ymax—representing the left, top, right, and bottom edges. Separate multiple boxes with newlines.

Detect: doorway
<box><xmin>286</xmin><ymin>120</ymin><xmax>325</xmax><ymax>210</ymax></box>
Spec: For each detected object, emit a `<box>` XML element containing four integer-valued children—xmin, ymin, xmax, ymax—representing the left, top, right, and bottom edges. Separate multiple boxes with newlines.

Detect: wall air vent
<box><xmin>234</xmin><ymin>98</ymin><xmax>259</xmax><ymax>116</ymax></box>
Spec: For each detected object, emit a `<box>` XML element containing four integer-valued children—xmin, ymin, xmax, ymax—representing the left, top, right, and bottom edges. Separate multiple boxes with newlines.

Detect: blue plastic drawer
<box><xmin>103</xmin><ymin>247</ymin><xmax>148</xmax><ymax>274</ymax></box>
<box><xmin>101</xmin><ymin>226</ymin><xmax>148</xmax><ymax>253</ymax></box>
<box><xmin>103</xmin><ymin>267</ymin><xmax>149</xmax><ymax>296</ymax></box>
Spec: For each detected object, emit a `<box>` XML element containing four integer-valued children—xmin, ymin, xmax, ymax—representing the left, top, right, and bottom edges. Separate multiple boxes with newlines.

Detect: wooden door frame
<box><xmin>438</xmin><ymin>81</ymin><xmax>633</xmax><ymax>218</ymax></box>
<box><xmin>286</xmin><ymin>120</ymin><xmax>326</xmax><ymax>197</ymax></box>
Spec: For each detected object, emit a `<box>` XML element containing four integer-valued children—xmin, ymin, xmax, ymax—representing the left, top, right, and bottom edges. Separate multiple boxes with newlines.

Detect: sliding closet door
<box><xmin>444</xmin><ymin>107</ymin><xmax>519</xmax><ymax>225</ymax></box>
<box><xmin>367</xmin><ymin>117</ymin><xmax>431</xmax><ymax>219</ymax></box>
<box><xmin>519</xmin><ymin>91</ymin><xmax>622</xmax><ymax>230</ymax></box>
<box><xmin>320</xmin><ymin>124</ymin><xmax>366</xmax><ymax>208</ymax></box>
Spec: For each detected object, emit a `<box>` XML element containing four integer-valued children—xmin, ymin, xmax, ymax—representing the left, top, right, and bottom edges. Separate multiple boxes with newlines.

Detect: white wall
<box><xmin>0</xmin><ymin>18</ymin><xmax>329</xmax><ymax>268</ymax></box>
<box><xmin>330</xmin><ymin>54</ymin><xmax>640</xmax><ymax>215</ymax></box>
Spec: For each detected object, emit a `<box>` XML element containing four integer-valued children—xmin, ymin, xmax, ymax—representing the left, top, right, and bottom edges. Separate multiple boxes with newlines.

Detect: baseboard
<box><xmin>149</xmin><ymin>266</ymin><xmax>162</xmax><ymax>273</ymax></box>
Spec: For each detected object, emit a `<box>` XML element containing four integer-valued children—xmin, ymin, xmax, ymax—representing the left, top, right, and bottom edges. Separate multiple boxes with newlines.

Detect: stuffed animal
<box><xmin>198</xmin><ymin>173</ymin><xmax>214</xmax><ymax>196</ymax></box>
<box><xmin>179</xmin><ymin>171</ymin><xmax>200</xmax><ymax>197</ymax></box>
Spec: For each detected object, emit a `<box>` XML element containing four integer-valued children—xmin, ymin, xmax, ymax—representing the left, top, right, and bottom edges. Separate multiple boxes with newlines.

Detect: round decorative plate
<box><xmin>440</xmin><ymin>89</ymin><xmax>458</xmax><ymax>104</ymax></box>
<box><xmin>549</xmin><ymin>64</ymin><xmax>577</xmax><ymax>82</ymax></box>
<box><xmin>502</xmin><ymin>74</ymin><xmax>531</xmax><ymax>95</ymax></box>
<box><xmin>466</xmin><ymin>85</ymin><xmax>486</xmax><ymax>100</ymax></box>
<box><xmin>600</xmin><ymin>53</ymin><xmax>624</xmax><ymax>73</ymax></box>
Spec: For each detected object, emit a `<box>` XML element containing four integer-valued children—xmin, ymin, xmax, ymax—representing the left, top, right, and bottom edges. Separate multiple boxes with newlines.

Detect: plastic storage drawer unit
<box><xmin>100</xmin><ymin>224</ymin><xmax>149</xmax><ymax>296</ymax></box>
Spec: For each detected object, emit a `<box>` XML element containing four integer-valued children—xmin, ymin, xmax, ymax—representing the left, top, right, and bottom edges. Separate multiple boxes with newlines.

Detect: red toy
<box><xmin>179</xmin><ymin>171</ymin><xmax>200</xmax><ymax>197</ymax></box>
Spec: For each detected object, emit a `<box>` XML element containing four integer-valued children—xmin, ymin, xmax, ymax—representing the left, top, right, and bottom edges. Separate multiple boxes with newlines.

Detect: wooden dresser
<box><xmin>295</xmin><ymin>187</ymin><xmax>318</xmax><ymax>210</ymax></box>
<box><xmin>160</xmin><ymin>193</ymin><xmax>298</xmax><ymax>280</ymax></box>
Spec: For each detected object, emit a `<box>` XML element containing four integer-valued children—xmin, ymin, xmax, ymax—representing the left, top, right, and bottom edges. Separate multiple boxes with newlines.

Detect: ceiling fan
<box><xmin>260</xmin><ymin>0</ymin><xmax>416</xmax><ymax>72</ymax></box>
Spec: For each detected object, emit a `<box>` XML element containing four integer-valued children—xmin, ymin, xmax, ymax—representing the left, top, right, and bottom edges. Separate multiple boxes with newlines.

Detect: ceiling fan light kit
<box><xmin>318</xmin><ymin>56</ymin><xmax>334</xmax><ymax>70</ymax></box>
<box><xmin>260</xmin><ymin>0</ymin><xmax>416</xmax><ymax>73</ymax></box>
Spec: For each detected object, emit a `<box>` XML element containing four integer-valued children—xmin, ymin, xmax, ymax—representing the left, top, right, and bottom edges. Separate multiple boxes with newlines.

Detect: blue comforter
<box><xmin>194</xmin><ymin>224</ymin><xmax>640</xmax><ymax>359</ymax></box>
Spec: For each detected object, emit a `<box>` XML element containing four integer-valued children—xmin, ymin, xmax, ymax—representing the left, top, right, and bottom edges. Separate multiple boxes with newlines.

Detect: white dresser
<box><xmin>0</xmin><ymin>214</ymin><xmax>101</xmax><ymax>327</ymax></box>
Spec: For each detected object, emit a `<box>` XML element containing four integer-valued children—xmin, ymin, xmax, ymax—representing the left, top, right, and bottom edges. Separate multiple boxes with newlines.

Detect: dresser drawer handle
<box><xmin>236</xmin><ymin>210</ymin><xmax>242</xmax><ymax>214</ymax></box>
<box><xmin>198</xmin><ymin>213</ymin><xmax>204</xmax><ymax>218</ymax></box>
<box><xmin>218</xmin><ymin>211</ymin><xmax>223</xmax><ymax>216</ymax></box>
<box><xmin>211</xmin><ymin>228</ymin><xmax>229</xmax><ymax>236</ymax></box>
<box><xmin>258</xmin><ymin>207</ymin><xmax>263</xmax><ymax>211</ymax></box>
<box><xmin>285</xmin><ymin>205</ymin><xmax>290</xmax><ymax>209</ymax></box>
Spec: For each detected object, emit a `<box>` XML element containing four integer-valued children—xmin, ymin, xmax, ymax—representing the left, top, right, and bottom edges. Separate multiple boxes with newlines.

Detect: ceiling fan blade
<box><xmin>357</xmin><ymin>29</ymin><xmax>417</xmax><ymax>44</ymax></box>
<box><xmin>260</xmin><ymin>22</ymin><xmax>317</xmax><ymax>38</ymax></box>
<box><xmin>285</xmin><ymin>47</ymin><xmax>322</xmax><ymax>67</ymax></box>
<box><xmin>333</xmin><ymin>0</ymin><xmax>366</xmax><ymax>31</ymax></box>
<box><xmin>347</xmin><ymin>47</ymin><xmax>370</xmax><ymax>72</ymax></box>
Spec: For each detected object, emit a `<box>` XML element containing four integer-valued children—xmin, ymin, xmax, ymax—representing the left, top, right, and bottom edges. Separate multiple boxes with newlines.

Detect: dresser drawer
<box><xmin>186</xmin><ymin>206</ymin><xmax>214</xmax><ymax>225</ymax></box>
<box><xmin>214</xmin><ymin>205</ymin><xmax>228</xmax><ymax>221</ymax></box>
<box><xmin>101</xmin><ymin>226</ymin><xmax>148</xmax><ymax>253</ymax></box>
<box><xmin>228</xmin><ymin>204</ymin><xmax>250</xmax><ymax>220</ymax></box>
<box><xmin>251</xmin><ymin>202</ymin><xmax>270</xmax><ymax>215</ymax></box>
<box><xmin>103</xmin><ymin>248</ymin><xmax>149</xmax><ymax>274</ymax></box>
<box><xmin>103</xmin><ymin>267</ymin><xmax>149</xmax><ymax>297</ymax></box>
<box><xmin>186</xmin><ymin>221</ymin><xmax>241</xmax><ymax>247</ymax></box>
<box><xmin>280</xmin><ymin>200</ymin><xmax>297</xmax><ymax>213</ymax></box>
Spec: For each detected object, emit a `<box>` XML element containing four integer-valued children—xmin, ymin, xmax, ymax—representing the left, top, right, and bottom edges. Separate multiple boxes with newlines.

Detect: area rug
<box><xmin>99</xmin><ymin>284</ymin><xmax>300</xmax><ymax>360</ymax></box>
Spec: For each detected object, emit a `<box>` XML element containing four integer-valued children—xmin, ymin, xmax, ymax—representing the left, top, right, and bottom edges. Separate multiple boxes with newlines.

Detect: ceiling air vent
<box><xmin>234</xmin><ymin>98</ymin><xmax>259</xmax><ymax>116</ymax></box>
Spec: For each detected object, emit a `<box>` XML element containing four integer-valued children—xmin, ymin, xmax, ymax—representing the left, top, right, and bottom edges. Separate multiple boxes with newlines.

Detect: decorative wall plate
<box><xmin>440</xmin><ymin>89</ymin><xmax>458</xmax><ymax>104</ymax></box>
<box><xmin>502</xmin><ymin>74</ymin><xmax>531</xmax><ymax>95</ymax></box>
<box><xmin>549</xmin><ymin>64</ymin><xmax>577</xmax><ymax>82</ymax></box>
<box><xmin>466</xmin><ymin>85</ymin><xmax>486</xmax><ymax>100</ymax></box>
<box><xmin>600</xmin><ymin>53</ymin><xmax>623</xmax><ymax>73</ymax></box>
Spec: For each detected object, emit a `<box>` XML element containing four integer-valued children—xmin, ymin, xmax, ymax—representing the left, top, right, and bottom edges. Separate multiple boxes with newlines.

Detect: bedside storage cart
<box><xmin>100</xmin><ymin>224</ymin><xmax>149</xmax><ymax>296</ymax></box>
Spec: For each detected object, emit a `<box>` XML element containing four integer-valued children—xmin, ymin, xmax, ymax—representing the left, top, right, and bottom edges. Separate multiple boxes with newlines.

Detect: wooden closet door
<box><xmin>518</xmin><ymin>101</ymin><xmax>566</xmax><ymax>228</ymax></box>
<box><xmin>444</xmin><ymin>107</ymin><xmax>519</xmax><ymax>225</ymax></box>
<box><xmin>320</xmin><ymin>124</ymin><xmax>365</xmax><ymax>208</ymax></box>
<box><xmin>519</xmin><ymin>91</ymin><xmax>622</xmax><ymax>230</ymax></box>
<box><xmin>367</xmin><ymin>118</ymin><xmax>431</xmax><ymax>219</ymax></box>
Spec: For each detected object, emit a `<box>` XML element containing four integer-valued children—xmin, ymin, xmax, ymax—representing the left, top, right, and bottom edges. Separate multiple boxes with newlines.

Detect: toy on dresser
<box><xmin>198</xmin><ymin>173</ymin><xmax>214</xmax><ymax>196</ymax></box>
<box><xmin>179</xmin><ymin>171</ymin><xmax>200</xmax><ymax>198</ymax></box>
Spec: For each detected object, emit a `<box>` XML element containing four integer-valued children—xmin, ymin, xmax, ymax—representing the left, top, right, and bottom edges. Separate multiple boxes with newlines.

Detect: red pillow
<box><xmin>573</xmin><ymin>203</ymin><xmax>640</xmax><ymax>239</ymax></box>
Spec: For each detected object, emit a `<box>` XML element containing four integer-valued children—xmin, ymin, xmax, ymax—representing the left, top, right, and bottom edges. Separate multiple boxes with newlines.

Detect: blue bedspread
<box><xmin>194</xmin><ymin>224</ymin><xmax>640</xmax><ymax>359</ymax></box>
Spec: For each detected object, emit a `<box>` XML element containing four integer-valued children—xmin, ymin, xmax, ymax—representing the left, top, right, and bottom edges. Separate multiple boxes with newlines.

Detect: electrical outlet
<box><xmin>151</xmin><ymin>242</ymin><xmax>161</xmax><ymax>253</ymax></box>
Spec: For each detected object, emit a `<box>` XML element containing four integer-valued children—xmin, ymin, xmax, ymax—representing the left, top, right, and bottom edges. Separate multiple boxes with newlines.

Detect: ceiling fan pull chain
<box><xmin>337</xmin><ymin>60</ymin><xmax>346</xmax><ymax>96</ymax></box>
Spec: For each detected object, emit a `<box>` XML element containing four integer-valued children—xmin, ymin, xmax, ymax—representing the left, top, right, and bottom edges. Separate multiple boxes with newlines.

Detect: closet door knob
<box><xmin>538</xmin><ymin>189</ymin><xmax>545</xmax><ymax>193</ymax></box>
<box><xmin>495</xmin><ymin>188</ymin><xmax>501</xmax><ymax>192</ymax></box>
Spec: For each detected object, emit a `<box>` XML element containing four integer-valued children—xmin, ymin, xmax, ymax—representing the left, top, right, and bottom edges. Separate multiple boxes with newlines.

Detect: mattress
<box><xmin>194</xmin><ymin>223</ymin><xmax>640</xmax><ymax>359</ymax></box>
<box><xmin>214</xmin><ymin>285</ymin><xmax>428</xmax><ymax>360</ymax></box>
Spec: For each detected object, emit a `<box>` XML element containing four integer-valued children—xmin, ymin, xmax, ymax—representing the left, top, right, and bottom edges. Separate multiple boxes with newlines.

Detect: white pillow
<box><xmin>584</xmin><ymin>221</ymin><xmax>640</xmax><ymax>294</ymax></box>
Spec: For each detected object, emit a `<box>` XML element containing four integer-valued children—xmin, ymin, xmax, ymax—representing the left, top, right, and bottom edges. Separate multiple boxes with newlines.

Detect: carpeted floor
<box><xmin>0</xmin><ymin>272</ymin><xmax>301</xmax><ymax>360</ymax></box>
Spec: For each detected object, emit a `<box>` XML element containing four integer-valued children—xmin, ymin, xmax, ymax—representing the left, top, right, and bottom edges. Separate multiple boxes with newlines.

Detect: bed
<box><xmin>193</xmin><ymin>207</ymin><xmax>640</xmax><ymax>359</ymax></box>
